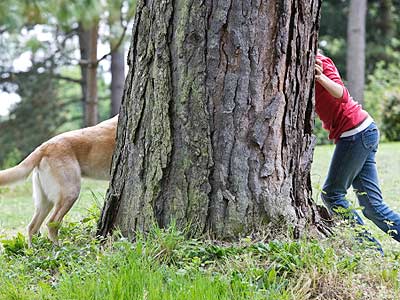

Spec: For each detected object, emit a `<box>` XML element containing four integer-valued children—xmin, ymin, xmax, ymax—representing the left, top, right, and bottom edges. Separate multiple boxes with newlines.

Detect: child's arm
<box><xmin>315</xmin><ymin>59</ymin><xmax>344</xmax><ymax>99</ymax></box>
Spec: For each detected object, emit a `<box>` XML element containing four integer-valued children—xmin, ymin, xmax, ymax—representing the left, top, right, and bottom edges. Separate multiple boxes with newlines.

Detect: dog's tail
<box><xmin>0</xmin><ymin>147</ymin><xmax>43</xmax><ymax>186</ymax></box>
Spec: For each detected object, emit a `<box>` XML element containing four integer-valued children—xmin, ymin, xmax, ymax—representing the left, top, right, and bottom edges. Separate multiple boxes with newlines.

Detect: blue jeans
<box><xmin>321</xmin><ymin>122</ymin><xmax>400</xmax><ymax>242</ymax></box>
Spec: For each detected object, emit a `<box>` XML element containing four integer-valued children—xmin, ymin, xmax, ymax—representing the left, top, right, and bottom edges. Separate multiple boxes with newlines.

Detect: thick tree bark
<box><xmin>98</xmin><ymin>0</ymin><xmax>326</xmax><ymax>239</ymax></box>
<box><xmin>346</xmin><ymin>0</ymin><xmax>366</xmax><ymax>106</ymax></box>
<box><xmin>110</xmin><ymin>45</ymin><xmax>125</xmax><ymax>117</ymax></box>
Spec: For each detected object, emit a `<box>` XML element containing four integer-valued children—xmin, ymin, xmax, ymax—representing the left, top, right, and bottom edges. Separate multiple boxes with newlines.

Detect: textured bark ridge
<box><xmin>98</xmin><ymin>0</ymin><xmax>325</xmax><ymax>239</ymax></box>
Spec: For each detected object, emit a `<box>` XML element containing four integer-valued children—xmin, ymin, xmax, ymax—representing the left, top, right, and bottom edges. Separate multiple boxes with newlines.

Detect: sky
<box><xmin>0</xmin><ymin>46</ymin><xmax>31</xmax><ymax>116</ymax></box>
<box><xmin>0</xmin><ymin>92</ymin><xmax>20</xmax><ymax>116</ymax></box>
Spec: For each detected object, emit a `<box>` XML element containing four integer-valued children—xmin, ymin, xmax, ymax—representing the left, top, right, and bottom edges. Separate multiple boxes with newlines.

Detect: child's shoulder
<box><xmin>317</xmin><ymin>52</ymin><xmax>329</xmax><ymax>61</ymax></box>
<box><xmin>316</xmin><ymin>53</ymin><xmax>335</xmax><ymax>68</ymax></box>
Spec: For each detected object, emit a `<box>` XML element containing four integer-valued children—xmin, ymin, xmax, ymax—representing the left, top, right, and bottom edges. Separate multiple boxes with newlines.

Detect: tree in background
<box><xmin>346</xmin><ymin>0</ymin><xmax>367</xmax><ymax>105</ymax></box>
<box><xmin>0</xmin><ymin>0</ymin><xmax>135</xmax><ymax>166</ymax></box>
<box><xmin>319</xmin><ymin>0</ymin><xmax>400</xmax><ymax>77</ymax></box>
<box><xmin>41</xmin><ymin>0</ymin><xmax>134</xmax><ymax>126</ymax></box>
<box><xmin>110</xmin><ymin>42</ymin><xmax>125</xmax><ymax>117</ymax></box>
<box><xmin>366</xmin><ymin>0</ymin><xmax>400</xmax><ymax>68</ymax></box>
<box><xmin>98</xmin><ymin>0</ymin><xmax>328</xmax><ymax>240</ymax></box>
<box><xmin>81</xmin><ymin>21</ymin><xmax>100</xmax><ymax>126</ymax></box>
<box><xmin>109</xmin><ymin>1</ymin><xmax>127</xmax><ymax>117</ymax></box>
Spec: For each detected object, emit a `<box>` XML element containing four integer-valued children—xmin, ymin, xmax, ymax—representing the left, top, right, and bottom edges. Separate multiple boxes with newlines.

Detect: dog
<box><xmin>0</xmin><ymin>115</ymin><xmax>118</xmax><ymax>246</ymax></box>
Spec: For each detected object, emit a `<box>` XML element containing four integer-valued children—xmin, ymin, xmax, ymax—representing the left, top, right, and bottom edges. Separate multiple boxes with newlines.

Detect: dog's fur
<box><xmin>0</xmin><ymin>116</ymin><xmax>118</xmax><ymax>246</ymax></box>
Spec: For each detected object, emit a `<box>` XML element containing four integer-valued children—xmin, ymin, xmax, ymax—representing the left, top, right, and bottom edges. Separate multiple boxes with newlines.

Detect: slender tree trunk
<box><xmin>110</xmin><ymin>45</ymin><xmax>125</xmax><ymax>117</ymax></box>
<box><xmin>109</xmin><ymin>4</ymin><xmax>126</xmax><ymax>117</ymax></box>
<box><xmin>78</xmin><ymin>24</ymin><xmax>89</xmax><ymax>126</ymax></box>
<box><xmin>85</xmin><ymin>22</ymin><xmax>99</xmax><ymax>126</ymax></box>
<box><xmin>98</xmin><ymin>0</ymin><xmax>326</xmax><ymax>239</ymax></box>
<box><xmin>78</xmin><ymin>22</ymin><xmax>99</xmax><ymax>127</ymax></box>
<box><xmin>346</xmin><ymin>0</ymin><xmax>366</xmax><ymax>105</ymax></box>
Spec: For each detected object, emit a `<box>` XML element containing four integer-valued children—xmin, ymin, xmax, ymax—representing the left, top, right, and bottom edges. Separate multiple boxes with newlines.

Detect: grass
<box><xmin>0</xmin><ymin>142</ymin><xmax>399</xmax><ymax>299</ymax></box>
<box><xmin>0</xmin><ymin>217</ymin><xmax>399</xmax><ymax>299</ymax></box>
<box><xmin>0</xmin><ymin>179</ymin><xmax>108</xmax><ymax>236</ymax></box>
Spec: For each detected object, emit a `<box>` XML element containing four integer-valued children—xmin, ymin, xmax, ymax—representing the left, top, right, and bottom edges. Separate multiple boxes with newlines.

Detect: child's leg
<box><xmin>353</xmin><ymin>149</ymin><xmax>400</xmax><ymax>241</ymax></box>
<box><xmin>321</xmin><ymin>133</ymin><xmax>369</xmax><ymax>224</ymax></box>
<box><xmin>322</xmin><ymin>123</ymin><xmax>385</xmax><ymax>252</ymax></box>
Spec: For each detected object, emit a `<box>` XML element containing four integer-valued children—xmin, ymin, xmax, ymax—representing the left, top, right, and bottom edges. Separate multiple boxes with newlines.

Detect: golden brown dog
<box><xmin>0</xmin><ymin>116</ymin><xmax>118</xmax><ymax>246</ymax></box>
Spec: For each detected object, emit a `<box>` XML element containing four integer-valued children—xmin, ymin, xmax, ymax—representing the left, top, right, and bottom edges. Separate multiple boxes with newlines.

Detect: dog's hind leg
<box><xmin>43</xmin><ymin>158</ymin><xmax>81</xmax><ymax>245</ymax></box>
<box><xmin>47</xmin><ymin>196</ymin><xmax>78</xmax><ymax>245</ymax></box>
<box><xmin>27</xmin><ymin>169</ymin><xmax>54</xmax><ymax>247</ymax></box>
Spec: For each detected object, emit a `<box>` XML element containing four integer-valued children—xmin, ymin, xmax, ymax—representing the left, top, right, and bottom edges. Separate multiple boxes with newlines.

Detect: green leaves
<box><xmin>1</xmin><ymin>232</ymin><xmax>27</xmax><ymax>256</ymax></box>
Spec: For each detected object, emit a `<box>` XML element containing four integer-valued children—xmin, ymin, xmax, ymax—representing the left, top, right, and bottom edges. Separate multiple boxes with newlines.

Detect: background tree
<box><xmin>0</xmin><ymin>0</ymin><xmax>135</xmax><ymax>166</ymax></box>
<box><xmin>109</xmin><ymin>1</ymin><xmax>126</xmax><ymax>117</ymax></box>
<box><xmin>82</xmin><ymin>21</ymin><xmax>100</xmax><ymax>126</ymax></box>
<box><xmin>346</xmin><ymin>0</ymin><xmax>367</xmax><ymax>105</ymax></box>
<box><xmin>110</xmin><ymin>44</ymin><xmax>125</xmax><ymax>117</ymax></box>
<box><xmin>98</xmin><ymin>0</ymin><xmax>327</xmax><ymax>239</ymax></box>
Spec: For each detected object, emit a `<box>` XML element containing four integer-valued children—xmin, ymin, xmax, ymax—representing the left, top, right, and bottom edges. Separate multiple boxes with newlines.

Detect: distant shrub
<box><xmin>365</xmin><ymin>61</ymin><xmax>400</xmax><ymax>141</ymax></box>
<box><xmin>381</xmin><ymin>94</ymin><xmax>400</xmax><ymax>141</ymax></box>
<box><xmin>313</xmin><ymin>117</ymin><xmax>331</xmax><ymax>145</ymax></box>
<box><xmin>1</xmin><ymin>148</ymin><xmax>22</xmax><ymax>169</ymax></box>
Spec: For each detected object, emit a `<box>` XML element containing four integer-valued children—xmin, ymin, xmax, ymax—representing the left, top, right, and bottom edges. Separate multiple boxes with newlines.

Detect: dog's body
<box><xmin>0</xmin><ymin>116</ymin><xmax>118</xmax><ymax>246</ymax></box>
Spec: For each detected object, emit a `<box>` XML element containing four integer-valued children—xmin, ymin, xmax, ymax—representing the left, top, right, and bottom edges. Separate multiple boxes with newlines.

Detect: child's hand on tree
<box><xmin>314</xmin><ymin>59</ymin><xmax>344</xmax><ymax>98</ymax></box>
<box><xmin>315</xmin><ymin>59</ymin><xmax>323</xmax><ymax>82</ymax></box>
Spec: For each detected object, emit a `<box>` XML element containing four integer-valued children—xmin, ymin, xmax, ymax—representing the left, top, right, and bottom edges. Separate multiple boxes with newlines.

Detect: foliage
<box><xmin>313</xmin><ymin>117</ymin><xmax>331</xmax><ymax>145</ymax></box>
<box><xmin>0</xmin><ymin>0</ymin><xmax>135</xmax><ymax>32</ymax></box>
<box><xmin>1</xmin><ymin>148</ymin><xmax>22</xmax><ymax>169</ymax></box>
<box><xmin>364</xmin><ymin>61</ymin><xmax>400</xmax><ymax>141</ymax></box>
<box><xmin>0</xmin><ymin>63</ymin><xmax>113</xmax><ymax>167</ymax></box>
<box><xmin>1</xmin><ymin>232</ymin><xmax>26</xmax><ymax>256</ymax></box>
<box><xmin>0</xmin><ymin>62</ymin><xmax>67</xmax><ymax>167</ymax></box>
<box><xmin>366</xmin><ymin>0</ymin><xmax>400</xmax><ymax>68</ymax></box>
<box><xmin>382</xmin><ymin>94</ymin><xmax>400</xmax><ymax>141</ymax></box>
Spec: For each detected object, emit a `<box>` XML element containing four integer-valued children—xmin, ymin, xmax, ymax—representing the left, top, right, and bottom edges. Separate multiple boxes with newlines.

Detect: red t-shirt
<box><xmin>315</xmin><ymin>53</ymin><xmax>368</xmax><ymax>141</ymax></box>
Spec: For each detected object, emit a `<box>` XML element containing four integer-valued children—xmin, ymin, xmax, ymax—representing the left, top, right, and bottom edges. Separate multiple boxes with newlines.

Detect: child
<box><xmin>314</xmin><ymin>51</ymin><xmax>400</xmax><ymax>244</ymax></box>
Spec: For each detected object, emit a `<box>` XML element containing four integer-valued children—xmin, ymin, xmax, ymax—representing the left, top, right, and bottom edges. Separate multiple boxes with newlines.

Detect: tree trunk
<box><xmin>109</xmin><ymin>4</ymin><xmax>126</xmax><ymax>117</ymax></box>
<box><xmin>98</xmin><ymin>0</ymin><xmax>326</xmax><ymax>239</ymax></box>
<box><xmin>85</xmin><ymin>22</ymin><xmax>99</xmax><ymax>126</ymax></box>
<box><xmin>379</xmin><ymin>0</ymin><xmax>394</xmax><ymax>40</ymax></box>
<box><xmin>346</xmin><ymin>0</ymin><xmax>366</xmax><ymax>106</ymax></box>
<box><xmin>110</xmin><ymin>44</ymin><xmax>125</xmax><ymax>117</ymax></box>
<box><xmin>78</xmin><ymin>22</ymin><xmax>99</xmax><ymax>127</ymax></box>
<box><xmin>78</xmin><ymin>24</ymin><xmax>89</xmax><ymax>126</ymax></box>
